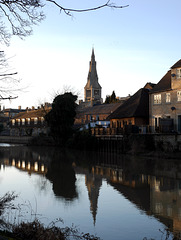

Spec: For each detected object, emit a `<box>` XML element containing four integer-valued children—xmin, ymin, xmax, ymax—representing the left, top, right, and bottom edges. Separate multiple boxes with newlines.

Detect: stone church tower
<box><xmin>84</xmin><ymin>48</ymin><xmax>102</xmax><ymax>106</ymax></box>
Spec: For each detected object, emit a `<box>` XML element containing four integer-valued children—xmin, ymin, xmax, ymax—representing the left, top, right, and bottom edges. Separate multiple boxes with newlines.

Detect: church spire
<box><xmin>84</xmin><ymin>48</ymin><xmax>102</xmax><ymax>105</ymax></box>
<box><xmin>86</xmin><ymin>48</ymin><xmax>100</xmax><ymax>89</ymax></box>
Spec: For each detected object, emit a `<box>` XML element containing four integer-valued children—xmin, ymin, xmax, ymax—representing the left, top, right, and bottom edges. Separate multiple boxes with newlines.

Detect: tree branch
<box><xmin>46</xmin><ymin>0</ymin><xmax>129</xmax><ymax>16</ymax></box>
<box><xmin>0</xmin><ymin>95</ymin><xmax>18</xmax><ymax>100</ymax></box>
<box><xmin>0</xmin><ymin>72</ymin><xmax>17</xmax><ymax>77</ymax></box>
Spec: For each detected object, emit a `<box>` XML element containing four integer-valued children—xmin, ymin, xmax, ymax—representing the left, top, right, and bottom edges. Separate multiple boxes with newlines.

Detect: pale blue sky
<box><xmin>2</xmin><ymin>0</ymin><xmax>181</xmax><ymax>108</ymax></box>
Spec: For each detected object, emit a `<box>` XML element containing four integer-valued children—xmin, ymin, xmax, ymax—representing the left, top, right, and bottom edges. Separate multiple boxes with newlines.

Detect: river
<box><xmin>0</xmin><ymin>144</ymin><xmax>179</xmax><ymax>240</ymax></box>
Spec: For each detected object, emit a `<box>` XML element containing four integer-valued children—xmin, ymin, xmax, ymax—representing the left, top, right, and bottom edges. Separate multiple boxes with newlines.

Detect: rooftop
<box><xmin>107</xmin><ymin>88</ymin><xmax>149</xmax><ymax>120</ymax></box>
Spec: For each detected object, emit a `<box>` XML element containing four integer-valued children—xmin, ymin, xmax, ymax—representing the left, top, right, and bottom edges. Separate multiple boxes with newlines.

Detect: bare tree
<box><xmin>0</xmin><ymin>0</ymin><xmax>45</xmax><ymax>45</ymax></box>
<box><xmin>0</xmin><ymin>0</ymin><xmax>129</xmax><ymax>45</ymax></box>
<box><xmin>0</xmin><ymin>50</ymin><xmax>20</xmax><ymax>100</ymax></box>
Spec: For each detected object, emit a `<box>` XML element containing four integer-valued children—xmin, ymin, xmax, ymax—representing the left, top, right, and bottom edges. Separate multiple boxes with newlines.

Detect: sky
<box><xmin>1</xmin><ymin>0</ymin><xmax>181</xmax><ymax>109</ymax></box>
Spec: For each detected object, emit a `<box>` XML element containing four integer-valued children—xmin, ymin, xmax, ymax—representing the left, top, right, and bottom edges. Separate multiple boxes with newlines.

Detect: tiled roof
<box><xmin>12</xmin><ymin>108</ymin><xmax>50</xmax><ymax>119</ymax></box>
<box><xmin>171</xmin><ymin>59</ymin><xmax>181</xmax><ymax>69</ymax></box>
<box><xmin>150</xmin><ymin>70</ymin><xmax>171</xmax><ymax>93</ymax></box>
<box><xmin>2</xmin><ymin>108</ymin><xmax>26</xmax><ymax>114</ymax></box>
<box><xmin>144</xmin><ymin>82</ymin><xmax>156</xmax><ymax>89</ymax></box>
<box><xmin>107</xmin><ymin>88</ymin><xmax>149</xmax><ymax>120</ymax></box>
<box><xmin>79</xmin><ymin>103</ymin><xmax>122</xmax><ymax>115</ymax></box>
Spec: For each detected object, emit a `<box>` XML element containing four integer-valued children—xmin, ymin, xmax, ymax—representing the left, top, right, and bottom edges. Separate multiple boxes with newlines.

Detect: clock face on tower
<box><xmin>94</xmin><ymin>90</ymin><xmax>99</xmax><ymax>96</ymax></box>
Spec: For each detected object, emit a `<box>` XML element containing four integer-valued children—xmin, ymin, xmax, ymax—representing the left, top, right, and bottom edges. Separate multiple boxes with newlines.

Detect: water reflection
<box><xmin>0</xmin><ymin>146</ymin><xmax>181</xmax><ymax>238</ymax></box>
<box><xmin>46</xmin><ymin>153</ymin><xmax>77</xmax><ymax>200</ymax></box>
<box><xmin>93</xmin><ymin>153</ymin><xmax>181</xmax><ymax>237</ymax></box>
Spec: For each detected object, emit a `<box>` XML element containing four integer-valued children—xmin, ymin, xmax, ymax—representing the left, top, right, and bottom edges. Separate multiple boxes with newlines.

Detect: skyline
<box><xmin>1</xmin><ymin>0</ymin><xmax>181</xmax><ymax>109</ymax></box>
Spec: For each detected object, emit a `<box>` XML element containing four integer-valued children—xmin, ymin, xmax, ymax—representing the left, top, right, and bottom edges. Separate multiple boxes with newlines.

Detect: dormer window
<box><xmin>176</xmin><ymin>68</ymin><xmax>181</xmax><ymax>79</ymax></box>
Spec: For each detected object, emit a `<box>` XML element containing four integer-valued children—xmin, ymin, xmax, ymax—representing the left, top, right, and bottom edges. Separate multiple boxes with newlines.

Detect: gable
<box><xmin>107</xmin><ymin>88</ymin><xmax>149</xmax><ymax>120</ymax></box>
<box><xmin>150</xmin><ymin>70</ymin><xmax>171</xmax><ymax>93</ymax></box>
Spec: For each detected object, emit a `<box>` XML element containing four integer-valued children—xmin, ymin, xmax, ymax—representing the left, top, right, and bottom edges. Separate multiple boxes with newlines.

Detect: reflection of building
<box><xmin>74</xmin><ymin>149</ymin><xmax>181</xmax><ymax>237</ymax></box>
<box><xmin>90</xmin><ymin>162</ymin><xmax>181</xmax><ymax>236</ymax></box>
<box><xmin>93</xmin><ymin>165</ymin><xmax>151</xmax><ymax>213</ymax></box>
<box><xmin>85</xmin><ymin>171</ymin><xmax>102</xmax><ymax>225</ymax></box>
<box><xmin>74</xmin><ymin>166</ymin><xmax>102</xmax><ymax>225</ymax></box>
<box><xmin>1</xmin><ymin>158</ymin><xmax>47</xmax><ymax>175</ymax></box>
<box><xmin>150</xmin><ymin>177</ymin><xmax>181</xmax><ymax>233</ymax></box>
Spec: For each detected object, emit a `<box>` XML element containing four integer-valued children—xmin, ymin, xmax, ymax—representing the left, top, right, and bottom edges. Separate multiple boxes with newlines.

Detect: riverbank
<box><xmin>1</xmin><ymin>133</ymin><xmax>181</xmax><ymax>157</ymax></box>
<box><xmin>0</xmin><ymin>136</ymin><xmax>55</xmax><ymax>146</ymax></box>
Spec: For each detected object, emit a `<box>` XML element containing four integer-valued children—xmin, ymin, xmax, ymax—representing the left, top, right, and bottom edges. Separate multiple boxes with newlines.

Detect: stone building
<box><xmin>149</xmin><ymin>59</ymin><xmax>181</xmax><ymax>133</ymax></box>
<box><xmin>10</xmin><ymin>103</ymin><xmax>51</xmax><ymax>136</ymax></box>
<box><xmin>107</xmin><ymin>88</ymin><xmax>150</xmax><ymax>133</ymax></box>
<box><xmin>75</xmin><ymin>102</ymin><xmax>122</xmax><ymax>128</ymax></box>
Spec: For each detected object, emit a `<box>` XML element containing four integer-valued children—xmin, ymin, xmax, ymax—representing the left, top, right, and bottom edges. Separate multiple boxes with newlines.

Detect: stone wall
<box><xmin>125</xmin><ymin>134</ymin><xmax>181</xmax><ymax>153</ymax></box>
<box><xmin>0</xmin><ymin>136</ymin><xmax>33</xmax><ymax>144</ymax></box>
<box><xmin>153</xmin><ymin>134</ymin><xmax>181</xmax><ymax>152</ymax></box>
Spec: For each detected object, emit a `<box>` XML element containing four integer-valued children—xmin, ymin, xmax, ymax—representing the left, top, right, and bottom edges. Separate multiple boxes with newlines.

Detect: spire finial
<box><xmin>91</xmin><ymin>46</ymin><xmax>95</xmax><ymax>60</ymax></box>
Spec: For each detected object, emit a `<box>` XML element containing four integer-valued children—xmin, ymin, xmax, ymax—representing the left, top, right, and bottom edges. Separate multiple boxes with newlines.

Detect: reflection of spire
<box><xmin>85</xmin><ymin>171</ymin><xmax>102</xmax><ymax>225</ymax></box>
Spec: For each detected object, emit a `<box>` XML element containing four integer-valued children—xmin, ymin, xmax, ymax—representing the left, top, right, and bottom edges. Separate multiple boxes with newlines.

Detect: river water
<box><xmin>0</xmin><ymin>144</ymin><xmax>180</xmax><ymax>240</ymax></box>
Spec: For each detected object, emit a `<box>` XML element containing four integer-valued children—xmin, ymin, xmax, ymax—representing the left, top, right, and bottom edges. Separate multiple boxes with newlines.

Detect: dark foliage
<box><xmin>104</xmin><ymin>91</ymin><xmax>117</xmax><ymax>104</ymax></box>
<box><xmin>12</xmin><ymin>220</ymin><xmax>65</xmax><ymax>240</ymax></box>
<box><xmin>45</xmin><ymin>92</ymin><xmax>77</xmax><ymax>146</ymax></box>
<box><xmin>11</xmin><ymin>219</ymin><xmax>101</xmax><ymax>240</ymax></box>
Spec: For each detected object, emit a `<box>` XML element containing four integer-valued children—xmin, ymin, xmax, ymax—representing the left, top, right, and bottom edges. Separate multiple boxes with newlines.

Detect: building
<box><xmin>10</xmin><ymin>103</ymin><xmax>51</xmax><ymax>136</ymax></box>
<box><xmin>80</xmin><ymin>48</ymin><xmax>102</xmax><ymax>108</ymax></box>
<box><xmin>75</xmin><ymin>102</ymin><xmax>122</xmax><ymax>128</ymax></box>
<box><xmin>107</xmin><ymin>88</ymin><xmax>150</xmax><ymax>133</ymax></box>
<box><xmin>149</xmin><ymin>59</ymin><xmax>181</xmax><ymax>133</ymax></box>
<box><xmin>0</xmin><ymin>106</ymin><xmax>26</xmax><ymax>135</ymax></box>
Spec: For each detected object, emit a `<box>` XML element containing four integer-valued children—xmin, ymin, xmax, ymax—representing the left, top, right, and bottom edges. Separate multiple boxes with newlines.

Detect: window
<box><xmin>128</xmin><ymin>120</ymin><xmax>132</xmax><ymax>125</ymax></box>
<box><xmin>177</xmin><ymin>91</ymin><xmax>181</xmax><ymax>101</ymax></box>
<box><xmin>154</xmin><ymin>94</ymin><xmax>161</xmax><ymax>104</ymax></box>
<box><xmin>27</xmin><ymin>118</ymin><xmax>30</xmax><ymax>125</ymax></box>
<box><xmin>166</xmin><ymin>93</ymin><xmax>170</xmax><ymax>103</ymax></box>
<box><xmin>41</xmin><ymin>117</ymin><xmax>44</xmax><ymax>124</ymax></box>
<box><xmin>86</xmin><ymin>90</ymin><xmax>91</xmax><ymax>98</ymax></box>
<box><xmin>176</xmin><ymin>68</ymin><xmax>181</xmax><ymax>79</ymax></box>
<box><xmin>22</xmin><ymin>119</ymin><xmax>25</xmax><ymax>125</ymax></box>
<box><xmin>94</xmin><ymin>90</ymin><xmax>99</xmax><ymax>96</ymax></box>
<box><xmin>154</xmin><ymin>116</ymin><xmax>161</xmax><ymax>131</ymax></box>
<box><xmin>12</xmin><ymin>119</ymin><xmax>15</xmax><ymax>126</ymax></box>
<box><xmin>17</xmin><ymin>119</ymin><xmax>20</xmax><ymax>126</ymax></box>
<box><xmin>34</xmin><ymin>118</ymin><xmax>38</xmax><ymax>125</ymax></box>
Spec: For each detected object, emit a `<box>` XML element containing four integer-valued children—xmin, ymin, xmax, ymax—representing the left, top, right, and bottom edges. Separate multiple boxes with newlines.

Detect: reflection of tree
<box><xmin>0</xmin><ymin>146</ymin><xmax>78</xmax><ymax>200</ymax></box>
<box><xmin>46</xmin><ymin>158</ymin><xmax>77</xmax><ymax>200</ymax></box>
